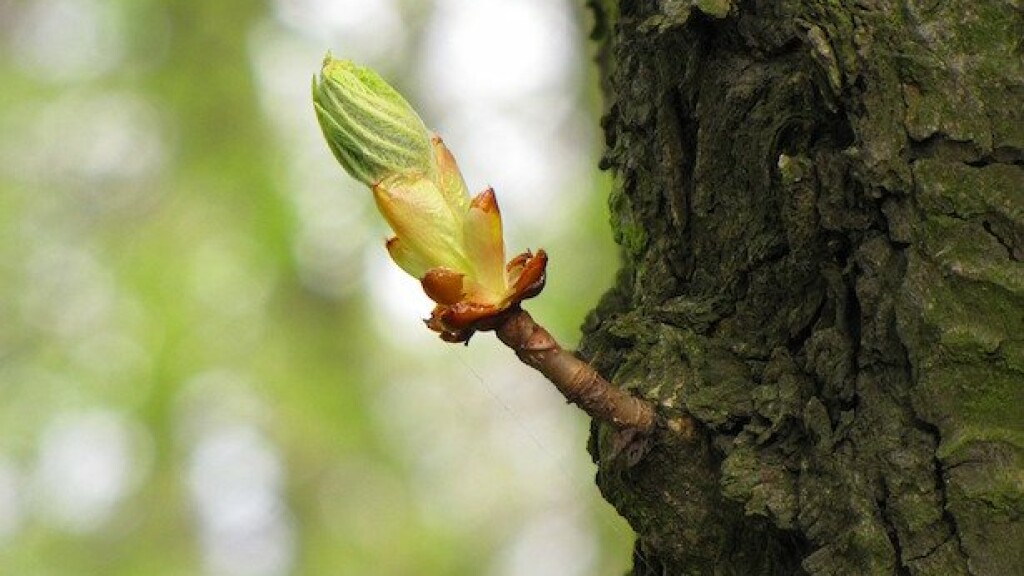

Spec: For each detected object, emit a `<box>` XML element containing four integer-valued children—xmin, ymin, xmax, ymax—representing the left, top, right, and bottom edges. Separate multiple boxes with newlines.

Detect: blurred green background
<box><xmin>0</xmin><ymin>0</ymin><xmax>628</xmax><ymax>574</ymax></box>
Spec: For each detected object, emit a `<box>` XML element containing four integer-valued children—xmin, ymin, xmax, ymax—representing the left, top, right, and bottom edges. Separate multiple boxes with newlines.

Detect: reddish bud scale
<box><xmin>425</xmin><ymin>249</ymin><xmax>548</xmax><ymax>342</ymax></box>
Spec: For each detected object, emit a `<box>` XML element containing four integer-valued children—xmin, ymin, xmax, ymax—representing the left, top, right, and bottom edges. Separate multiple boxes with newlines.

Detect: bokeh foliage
<box><xmin>0</xmin><ymin>0</ymin><xmax>630</xmax><ymax>574</ymax></box>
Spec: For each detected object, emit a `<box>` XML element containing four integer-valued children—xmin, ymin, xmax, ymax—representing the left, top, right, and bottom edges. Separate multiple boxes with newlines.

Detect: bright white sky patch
<box><xmin>9</xmin><ymin>0</ymin><xmax>126</xmax><ymax>82</ymax></box>
<box><xmin>271</xmin><ymin>0</ymin><xmax>405</xmax><ymax>63</ymax></box>
<box><xmin>32</xmin><ymin>410</ymin><xmax>149</xmax><ymax>533</ymax></box>
<box><xmin>188</xmin><ymin>424</ymin><xmax>295</xmax><ymax>576</ymax></box>
<box><xmin>422</xmin><ymin>0</ymin><xmax>575</xmax><ymax>103</ymax></box>
<box><xmin>494</xmin><ymin>510</ymin><xmax>599</xmax><ymax>576</ymax></box>
<box><xmin>418</xmin><ymin>0</ymin><xmax>586</xmax><ymax>236</ymax></box>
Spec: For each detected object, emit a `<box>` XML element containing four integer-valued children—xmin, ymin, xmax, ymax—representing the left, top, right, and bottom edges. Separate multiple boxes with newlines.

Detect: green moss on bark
<box><xmin>582</xmin><ymin>0</ymin><xmax>1024</xmax><ymax>573</ymax></box>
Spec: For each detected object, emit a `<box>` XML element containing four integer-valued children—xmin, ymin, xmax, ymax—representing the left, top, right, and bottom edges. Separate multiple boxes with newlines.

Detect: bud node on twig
<box><xmin>312</xmin><ymin>54</ymin><xmax>659</xmax><ymax>434</ymax></box>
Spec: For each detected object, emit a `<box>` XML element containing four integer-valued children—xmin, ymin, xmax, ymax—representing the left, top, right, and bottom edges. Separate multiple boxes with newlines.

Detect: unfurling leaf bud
<box><xmin>308</xmin><ymin>57</ymin><xmax>656</xmax><ymax>434</ymax></box>
<box><xmin>312</xmin><ymin>54</ymin><xmax>434</xmax><ymax>186</ymax></box>
<box><xmin>312</xmin><ymin>55</ymin><xmax>548</xmax><ymax>342</ymax></box>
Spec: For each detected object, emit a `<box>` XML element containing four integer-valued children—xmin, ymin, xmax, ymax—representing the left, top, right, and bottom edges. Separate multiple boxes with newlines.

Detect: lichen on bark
<box><xmin>581</xmin><ymin>1</ymin><xmax>1024</xmax><ymax>574</ymax></box>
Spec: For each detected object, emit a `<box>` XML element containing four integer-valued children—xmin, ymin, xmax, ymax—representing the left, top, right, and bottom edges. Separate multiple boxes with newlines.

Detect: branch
<box><xmin>494</xmin><ymin>308</ymin><xmax>657</xmax><ymax>432</ymax></box>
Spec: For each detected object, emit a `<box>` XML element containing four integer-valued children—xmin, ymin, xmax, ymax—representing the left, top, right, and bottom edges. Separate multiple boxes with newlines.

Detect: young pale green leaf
<box><xmin>372</xmin><ymin>176</ymin><xmax>468</xmax><ymax>274</ymax></box>
<box><xmin>312</xmin><ymin>55</ymin><xmax>434</xmax><ymax>186</ymax></box>
<box><xmin>462</xmin><ymin>188</ymin><xmax>506</xmax><ymax>300</ymax></box>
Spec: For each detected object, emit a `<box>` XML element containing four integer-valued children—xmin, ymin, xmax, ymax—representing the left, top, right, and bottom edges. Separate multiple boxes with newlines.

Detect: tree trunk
<box><xmin>580</xmin><ymin>1</ymin><xmax>1024</xmax><ymax>574</ymax></box>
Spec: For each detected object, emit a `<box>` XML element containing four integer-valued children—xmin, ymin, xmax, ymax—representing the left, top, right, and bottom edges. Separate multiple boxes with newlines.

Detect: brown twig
<box><xmin>493</xmin><ymin>307</ymin><xmax>657</xmax><ymax>432</ymax></box>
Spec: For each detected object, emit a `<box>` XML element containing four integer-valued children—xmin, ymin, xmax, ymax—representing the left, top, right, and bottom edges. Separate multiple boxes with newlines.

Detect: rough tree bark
<box><xmin>579</xmin><ymin>1</ymin><xmax>1024</xmax><ymax>574</ymax></box>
